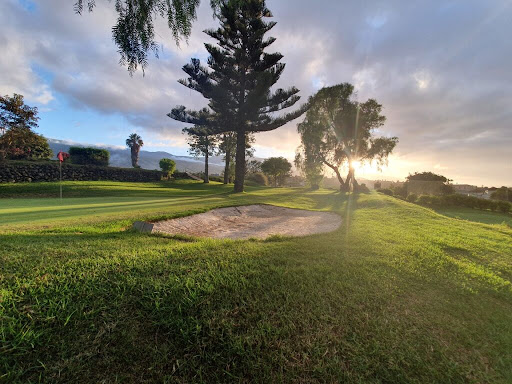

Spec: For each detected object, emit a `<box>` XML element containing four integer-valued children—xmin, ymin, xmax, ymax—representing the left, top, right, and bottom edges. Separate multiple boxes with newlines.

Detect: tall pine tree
<box><xmin>169</xmin><ymin>0</ymin><xmax>306</xmax><ymax>192</ymax></box>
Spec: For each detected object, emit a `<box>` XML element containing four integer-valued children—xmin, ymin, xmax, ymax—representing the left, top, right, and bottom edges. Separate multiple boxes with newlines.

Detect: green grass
<box><xmin>1</xmin><ymin>181</ymin><xmax>512</xmax><ymax>383</ymax></box>
<box><xmin>435</xmin><ymin>206</ymin><xmax>512</xmax><ymax>226</ymax></box>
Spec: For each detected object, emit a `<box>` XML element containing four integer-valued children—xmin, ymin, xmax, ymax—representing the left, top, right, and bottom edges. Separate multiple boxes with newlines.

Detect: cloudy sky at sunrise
<box><xmin>1</xmin><ymin>0</ymin><xmax>511</xmax><ymax>186</ymax></box>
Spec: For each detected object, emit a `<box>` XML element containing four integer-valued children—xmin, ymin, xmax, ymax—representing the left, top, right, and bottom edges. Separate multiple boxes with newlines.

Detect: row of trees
<box><xmin>166</xmin><ymin>1</ymin><xmax>396</xmax><ymax>192</ymax></box>
<box><xmin>73</xmin><ymin>0</ymin><xmax>399</xmax><ymax>192</ymax></box>
<box><xmin>168</xmin><ymin>0</ymin><xmax>307</xmax><ymax>192</ymax></box>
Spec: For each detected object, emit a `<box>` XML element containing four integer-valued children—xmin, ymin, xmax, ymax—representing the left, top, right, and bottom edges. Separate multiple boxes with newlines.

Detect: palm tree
<box><xmin>126</xmin><ymin>133</ymin><xmax>144</xmax><ymax>168</ymax></box>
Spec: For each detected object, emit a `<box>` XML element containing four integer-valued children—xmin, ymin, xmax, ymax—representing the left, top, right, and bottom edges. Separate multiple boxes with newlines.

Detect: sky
<box><xmin>1</xmin><ymin>0</ymin><xmax>511</xmax><ymax>186</ymax></box>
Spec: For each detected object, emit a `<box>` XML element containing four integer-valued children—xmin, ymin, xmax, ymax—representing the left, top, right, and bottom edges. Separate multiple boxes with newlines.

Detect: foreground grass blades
<box><xmin>1</xmin><ymin>181</ymin><xmax>512</xmax><ymax>383</ymax></box>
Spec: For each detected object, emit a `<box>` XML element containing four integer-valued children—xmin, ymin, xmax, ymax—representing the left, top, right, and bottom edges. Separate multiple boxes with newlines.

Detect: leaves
<box><xmin>297</xmin><ymin>83</ymin><xmax>398</xmax><ymax>189</ymax></box>
<box><xmin>74</xmin><ymin>0</ymin><xmax>213</xmax><ymax>74</ymax></box>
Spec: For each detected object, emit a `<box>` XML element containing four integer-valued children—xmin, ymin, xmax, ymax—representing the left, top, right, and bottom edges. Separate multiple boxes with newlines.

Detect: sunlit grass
<box><xmin>1</xmin><ymin>181</ymin><xmax>511</xmax><ymax>383</ymax></box>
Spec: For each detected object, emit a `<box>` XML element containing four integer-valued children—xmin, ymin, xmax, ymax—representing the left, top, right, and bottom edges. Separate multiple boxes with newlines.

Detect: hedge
<box><xmin>69</xmin><ymin>147</ymin><xmax>110</xmax><ymax>167</ymax></box>
<box><xmin>416</xmin><ymin>194</ymin><xmax>510</xmax><ymax>213</ymax></box>
<box><xmin>378</xmin><ymin>188</ymin><xmax>511</xmax><ymax>214</ymax></box>
<box><xmin>0</xmin><ymin>161</ymin><xmax>164</xmax><ymax>183</ymax></box>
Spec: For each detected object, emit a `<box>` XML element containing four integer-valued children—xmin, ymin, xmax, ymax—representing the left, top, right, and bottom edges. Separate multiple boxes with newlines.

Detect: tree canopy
<box><xmin>169</xmin><ymin>0</ymin><xmax>306</xmax><ymax>192</ymax></box>
<box><xmin>297</xmin><ymin>83</ymin><xmax>398</xmax><ymax>191</ymax></box>
<box><xmin>406</xmin><ymin>172</ymin><xmax>450</xmax><ymax>183</ymax></box>
<box><xmin>159</xmin><ymin>158</ymin><xmax>176</xmax><ymax>177</ymax></box>
<box><xmin>0</xmin><ymin>128</ymin><xmax>53</xmax><ymax>161</ymax></box>
<box><xmin>0</xmin><ymin>94</ymin><xmax>39</xmax><ymax>134</ymax></box>
<box><xmin>261</xmin><ymin>157</ymin><xmax>292</xmax><ymax>187</ymax></box>
<box><xmin>74</xmin><ymin>0</ymin><xmax>222</xmax><ymax>74</ymax></box>
<box><xmin>0</xmin><ymin>94</ymin><xmax>51</xmax><ymax>161</ymax></box>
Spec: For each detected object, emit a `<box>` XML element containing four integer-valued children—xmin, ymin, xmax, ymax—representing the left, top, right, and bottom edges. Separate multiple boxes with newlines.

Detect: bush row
<box><xmin>414</xmin><ymin>194</ymin><xmax>511</xmax><ymax>213</ymax></box>
<box><xmin>377</xmin><ymin>188</ymin><xmax>511</xmax><ymax>213</ymax></box>
<box><xmin>0</xmin><ymin>161</ymin><xmax>164</xmax><ymax>183</ymax></box>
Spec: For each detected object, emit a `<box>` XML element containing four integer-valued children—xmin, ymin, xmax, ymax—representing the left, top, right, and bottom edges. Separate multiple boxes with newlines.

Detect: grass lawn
<box><xmin>435</xmin><ymin>206</ymin><xmax>512</xmax><ymax>227</ymax></box>
<box><xmin>1</xmin><ymin>181</ymin><xmax>512</xmax><ymax>383</ymax></box>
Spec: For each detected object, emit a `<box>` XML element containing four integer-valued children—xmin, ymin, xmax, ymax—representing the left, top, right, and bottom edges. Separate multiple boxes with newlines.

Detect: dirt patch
<box><xmin>152</xmin><ymin>204</ymin><xmax>342</xmax><ymax>240</ymax></box>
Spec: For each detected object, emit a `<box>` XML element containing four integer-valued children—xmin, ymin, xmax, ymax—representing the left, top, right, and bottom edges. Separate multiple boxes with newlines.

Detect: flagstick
<box><xmin>59</xmin><ymin>160</ymin><xmax>62</xmax><ymax>201</ymax></box>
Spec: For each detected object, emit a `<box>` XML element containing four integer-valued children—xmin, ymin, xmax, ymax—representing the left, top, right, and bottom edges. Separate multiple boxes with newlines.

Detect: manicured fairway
<box><xmin>1</xmin><ymin>181</ymin><xmax>512</xmax><ymax>383</ymax></box>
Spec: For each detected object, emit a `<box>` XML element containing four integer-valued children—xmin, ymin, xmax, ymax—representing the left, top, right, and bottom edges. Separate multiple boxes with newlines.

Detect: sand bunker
<box><xmin>151</xmin><ymin>204</ymin><xmax>341</xmax><ymax>240</ymax></box>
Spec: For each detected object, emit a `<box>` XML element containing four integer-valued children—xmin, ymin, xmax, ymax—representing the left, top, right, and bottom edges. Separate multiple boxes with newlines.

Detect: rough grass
<box><xmin>1</xmin><ymin>181</ymin><xmax>512</xmax><ymax>383</ymax></box>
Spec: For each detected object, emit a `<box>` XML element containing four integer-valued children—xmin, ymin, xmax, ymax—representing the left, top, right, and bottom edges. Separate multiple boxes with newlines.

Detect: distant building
<box><xmin>453</xmin><ymin>184</ymin><xmax>477</xmax><ymax>193</ymax></box>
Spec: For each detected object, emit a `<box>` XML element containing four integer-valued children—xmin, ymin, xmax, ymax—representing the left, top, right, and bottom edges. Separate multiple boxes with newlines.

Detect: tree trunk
<box><xmin>344</xmin><ymin>167</ymin><xmax>358</xmax><ymax>192</ymax></box>
<box><xmin>233</xmin><ymin>131</ymin><xmax>246</xmax><ymax>193</ymax></box>
<box><xmin>321</xmin><ymin>159</ymin><xmax>346</xmax><ymax>191</ymax></box>
<box><xmin>335</xmin><ymin>168</ymin><xmax>348</xmax><ymax>191</ymax></box>
<box><xmin>130</xmin><ymin>147</ymin><xmax>136</xmax><ymax>167</ymax></box>
<box><xmin>223</xmin><ymin>148</ymin><xmax>230</xmax><ymax>184</ymax></box>
<box><xmin>204</xmin><ymin>147</ymin><xmax>209</xmax><ymax>184</ymax></box>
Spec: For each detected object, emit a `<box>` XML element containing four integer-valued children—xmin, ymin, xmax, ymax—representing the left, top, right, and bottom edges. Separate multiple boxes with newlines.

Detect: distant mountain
<box><xmin>48</xmin><ymin>139</ymin><xmax>226</xmax><ymax>174</ymax></box>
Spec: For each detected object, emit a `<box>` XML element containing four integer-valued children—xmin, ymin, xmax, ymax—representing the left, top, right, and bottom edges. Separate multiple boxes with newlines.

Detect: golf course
<box><xmin>1</xmin><ymin>180</ymin><xmax>511</xmax><ymax>383</ymax></box>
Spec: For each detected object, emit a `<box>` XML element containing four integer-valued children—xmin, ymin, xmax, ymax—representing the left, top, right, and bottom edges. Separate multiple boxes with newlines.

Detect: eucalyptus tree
<box><xmin>297</xmin><ymin>83</ymin><xmax>398</xmax><ymax>192</ymax></box>
<box><xmin>74</xmin><ymin>0</ymin><xmax>221</xmax><ymax>74</ymax></box>
<box><xmin>169</xmin><ymin>0</ymin><xmax>306</xmax><ymax>192</ymax></box>
<box><xmin>125</xmin><ymin>133</ymin><xmax>144</xmax><ymax>167</ymax></box>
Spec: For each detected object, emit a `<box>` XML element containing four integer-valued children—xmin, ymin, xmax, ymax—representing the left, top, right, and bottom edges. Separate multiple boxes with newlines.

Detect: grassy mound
<box><xmin>1</xmin><ymin>181</ymin><xmax>511</xmax><ymax>383</ymax></box>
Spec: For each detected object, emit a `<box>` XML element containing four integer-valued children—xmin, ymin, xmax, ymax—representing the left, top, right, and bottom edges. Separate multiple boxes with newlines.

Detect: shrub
<box><xmin>208</xmin><ymin>176</ymin><xmax>223</xmax><ymax>183</ymax></box>
<box><xmin>491</xmin><ymin>187</ymin><xmax>512</xmax><ymax>202</ymax></box>
<box><xmin>413</xmin><ymin>193</ymin><xmax>510</xmax><ymax>213</ymax></box>
<box><xmin>417</xmin><ymin>195</ymin><xmax>432</xmax><ymax>205</ymax></box>
<box><xmin>247</xmin><ymin>172</ymin><xmax>268</xmax><ymax>186</ymax></box>
<box><xmin>406</xmin><ymin>193</ymin><xmax>418</xmax><ymax>203</ymax></box>
<box><xmin>392</xmin><ymin>185</ymin><xmax>408</xmax><ymax>198</ymax></box>
<box><xmin>69</xmin><ymin>147</ymin><xmax>109</xmax><ymax>166</ymax></box>
<box><xmin>172</xmin><ymin>171</ymin><xmax>191</xmax><ymax>179</ymax></box>
<box><xmin>355</xmin><ymin>183</ymin><xmax>370</xmax><ymax>193</ymax></box>
<box><xmin>429</xmin><ymin>195</ymin><xmax>442</xmax><ymax>207</ymax></box>
<box><xmin>497</xmin><ymin>201</ymin><xmax>511</xmax><ymax>213</ymax></box>
<box><xmin>159</xmin><ymin>158</ymin><xmax>176</xmax><ymax>177</ymax></box>
<box><xmin>377</xmin><ymin>188</ymin><xmax>393</xmax><ymax>196</ymax></box>
<box><xmin>440</xmin><ymin>184</ymin><xmax>455</xmax><ymax>195</ymax></box>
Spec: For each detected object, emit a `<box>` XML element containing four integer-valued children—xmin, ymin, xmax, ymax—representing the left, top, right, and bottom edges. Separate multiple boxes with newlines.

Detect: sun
<box><xmin>351</xmin><ymin>160</ymin><xmax>362</xmax><ymax>169</ymax></box>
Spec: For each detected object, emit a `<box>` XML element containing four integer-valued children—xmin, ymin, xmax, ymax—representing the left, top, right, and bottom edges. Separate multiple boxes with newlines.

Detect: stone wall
<box><xmin>0</xmin><ymin>161</ymin><xmax>164</xmax><ymax>183</ymax></box>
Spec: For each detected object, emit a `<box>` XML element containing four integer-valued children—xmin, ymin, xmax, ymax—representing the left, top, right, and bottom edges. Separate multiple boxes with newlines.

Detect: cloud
<box><xmin>1</xmin><ymin>0</ymin><xmax>511</xmax><ymax>185</ymax></box>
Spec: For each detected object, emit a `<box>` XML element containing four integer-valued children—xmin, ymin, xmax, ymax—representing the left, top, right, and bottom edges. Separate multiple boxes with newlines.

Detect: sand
<box><xmin>151</xmin><ymin>204</ymin><xmax>342</xmax><ymax>240</ymax></box>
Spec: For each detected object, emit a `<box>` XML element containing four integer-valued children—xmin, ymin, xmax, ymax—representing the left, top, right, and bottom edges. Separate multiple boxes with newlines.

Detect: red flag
<box><xmin>57</xmin><ymin>151</ymin><xmax>69</xmax><ymax>162</ymax></box>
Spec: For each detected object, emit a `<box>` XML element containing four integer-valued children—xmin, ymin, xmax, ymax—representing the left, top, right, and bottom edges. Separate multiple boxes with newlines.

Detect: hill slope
<box><xmin>48</xmin><ymin>139</ymin><xmax>226</xmax><ymax>173</ymax></box>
